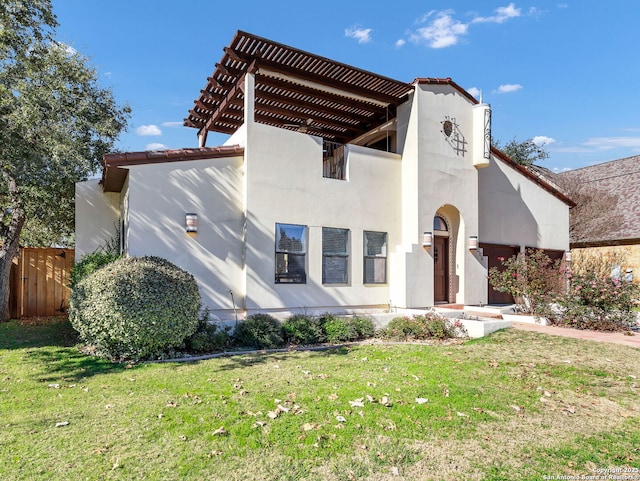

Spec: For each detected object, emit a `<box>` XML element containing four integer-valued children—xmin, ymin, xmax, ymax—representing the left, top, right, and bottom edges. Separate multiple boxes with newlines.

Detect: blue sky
<box><xmin>52</xmin><ymin>1</ymin><xmax>640</xmax><ymax>172</ymax></box>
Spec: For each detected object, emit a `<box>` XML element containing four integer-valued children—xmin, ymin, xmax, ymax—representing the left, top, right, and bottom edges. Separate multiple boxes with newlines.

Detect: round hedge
<box><xmin>69</xmin><ymin>256</ymin><xmax>201</xmax><ymax>360</ymax></box>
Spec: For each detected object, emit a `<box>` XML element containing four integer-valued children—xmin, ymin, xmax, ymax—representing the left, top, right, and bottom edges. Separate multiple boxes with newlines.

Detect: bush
<box><xmin>378</xmin><ymin>312</ymin><xmax>466</xmax><ymax>341</ymax></box>
<box><xmin>320</xmin><ymin>314</ymin><xmax>376</xmax><ymax>343</ymax></box>
<box><xmin>69</xmin><ymin>256</ymin><xmax>201</xmax><ymax>361</ymax></box>
<box><xmin>282</xmin><ymin>314</ymin><xmax>325</xmax><ymax>345</ymax></box>
<box><xmin>69</xmin><ymin>251</ymin><xmax>120</xmax><ymax>290</ymax></box>
<box><xmin>350</xmin><ymin>315</ymin><xmax>376</xmax><ymax>340</ymax></box>
<box><xmin>488</xmin><ymin>249</ymin><xmax>563</xmax><ymax>315</ymax></box>
<box><xmin>322</xmin><ymin>314</ymin><xmax>356</xmax><ymax>343</ymax></box>
<box><xmin>546</xmin><ymin>269</ymin><xmax>639</xmax><ymax>331</ymax></box>
<box><xmin>233</xmin><ymin>314</ymin><xmax>284</xmax><ymax>349</ymax></box>
<box><xmin>183</xmin><ymin>309</ymin><xmax>232</xmax><ymax>353</ymax></box>
<box><xmin>548</xmin><ymin>304</ymin><xmax>636</xmax><ymax>332</ymax></box>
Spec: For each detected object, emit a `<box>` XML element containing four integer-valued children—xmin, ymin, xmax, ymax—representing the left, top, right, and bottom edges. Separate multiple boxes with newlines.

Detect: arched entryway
<box><xmin>433</xmin><ymin>215</ymin><xmax>450</xmax><ymax>303</ymax></box>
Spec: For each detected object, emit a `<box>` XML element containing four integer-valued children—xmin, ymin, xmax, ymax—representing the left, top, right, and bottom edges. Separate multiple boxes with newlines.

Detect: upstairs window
<box><xmin>323</xmin><ymin>141</ymin><xmax>346</xmax><ymax>180</ymax></box>
<box><xmin>363</xmin><ymin>230</ymin><xmax>387</xmax><ymax>284</ymax></box>
<box><xmin>275</xmin><ymin>223</ymin><xmax>307</xmax><ymax>284</ymax></box>
<box><xmin>323</xmin><ymin>227</ymin><xmax>349</xmax><ymax>284</ymax></box>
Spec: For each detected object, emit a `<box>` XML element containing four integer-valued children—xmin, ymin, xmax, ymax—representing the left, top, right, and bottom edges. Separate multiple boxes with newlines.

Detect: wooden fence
<box><xmin>9</xmin><ymin>247</ymin><xmax>75</xmax><ymax>318</ymax></box>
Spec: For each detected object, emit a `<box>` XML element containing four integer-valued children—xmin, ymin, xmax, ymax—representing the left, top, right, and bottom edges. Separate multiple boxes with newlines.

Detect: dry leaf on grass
<box><xmin>213</xmin><ymin>426</ymin><xmax>228</xmax><ymax>436</ymax></box>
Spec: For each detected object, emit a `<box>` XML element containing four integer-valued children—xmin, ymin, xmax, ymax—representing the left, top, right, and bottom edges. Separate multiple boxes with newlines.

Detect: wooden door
<box><xmin>434</xmin><ymin>236</ymin><xmax>449</xmax><ymax>303</ymax></box>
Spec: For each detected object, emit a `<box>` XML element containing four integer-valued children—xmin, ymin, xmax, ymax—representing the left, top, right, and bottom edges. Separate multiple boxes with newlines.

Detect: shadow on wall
<box><xmin>126</xmin><ymin>157</ymin><xmax>359</xmax><ymax>320</ymax></box>
<box><xmin>127</xmin><ymin>158</ymin><xmax>245</xmax><ymax>317</ymax></box>
<box><xmin>477</xmin><ymin>160</ymin><xmax>542</xmax><ymax>247</ymax></box>
<box><xmin>243</xmin><ymin>217</ymin><xmax>356</xmax><ymax>318</ymax></box>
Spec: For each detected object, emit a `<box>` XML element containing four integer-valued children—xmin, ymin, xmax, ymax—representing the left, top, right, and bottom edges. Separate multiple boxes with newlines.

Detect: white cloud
<box><xmin>345</xmin><ymin>27</ymin><xmax>373</xmax><ymax>44</ymax></box>
<box><xmin>410</xmin><ymin>10</ymin><xmax>469</xmax><ymax>48</ymax></box>
<box><xmin>472</xmin><ymin>3</ymin><xmax>521</xmax><ymax>24</ymax></box>
<box><xmin>467</xmin><ymin>87</ymin><xmax>481</xmax><ymax>98</ymax></box>
<box><xmin>136</xmin><ymin>125</ymin><xmax>162</xmax><ymax>136</ymax></box>
<box><xmin>408</xmin><ymin>4</ymin><xmax>524</xmax><ymax>49</ymax></box>
<box><xmin>161</xmin><ymin>121</ymin><xmax>183</xmax><ymax>128</ymax></box>
<box><xmin>557</xmin><ymin>3</ymin><xmax>569</xmax><ymax>8</ymax></box>
<box><xmin>395</xmin><ymin>39</ymin><xmax>406</xmax><ymax>48</ymax></box>
<box><xmin>582</xmin><ymin>136</ymin><xmax>640</xmax><ymax>150</ymax></box>
<box><xmin>551</xmin><ymin>166</ymin><xmax>572</xmax><ymax>173</ymax></box>
<box><xmin>532</xmin><ymin>135</ymin><xmax>556</xmax><ymax>146</ymax></box>
<box><xmin>495</xmin><ymin>83</ymin><xmax>523</xmax><ymax>93</ymax></box>
<box><xmin>145</xmin><ymin>143</ymin><xmax>167</xmax><ymax>151</ymax></box>
<box><xmin>53</xmin><ymin>42</ymin><xmax>78</xmax><ymax>56</ymax></box>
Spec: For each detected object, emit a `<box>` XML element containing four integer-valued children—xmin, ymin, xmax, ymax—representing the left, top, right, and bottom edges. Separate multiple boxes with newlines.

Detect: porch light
<box><xmin>185</xmin><ymin>213</ymin><xmax>198</xmax><ymax>234</ymax></box>
<box><xmin>565</xmin><ymin>250</ymin><xmax>572</xmax><ymax>262</ymax></box>
<box><xmin>422</xmin><ymin>232</ymin><xmax>433</xmax><ymax>248</ymax></box>
<box><xmin>468</xmin><ymin>235</ymin><xmax>478</xmax><ymax>250</ymax></box>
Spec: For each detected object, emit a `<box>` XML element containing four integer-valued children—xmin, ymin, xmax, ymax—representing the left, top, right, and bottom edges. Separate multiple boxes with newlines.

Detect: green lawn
<box><xmin>1</xmin><ymin>317</ymin><xmax>639</xmax><ymax>481</ymax></box>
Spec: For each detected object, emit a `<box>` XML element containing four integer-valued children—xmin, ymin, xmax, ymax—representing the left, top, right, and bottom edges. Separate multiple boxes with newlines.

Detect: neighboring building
<box><xmin>76</xmin><ymin>31</ymin><xmax>572</xmax><ymax>318</ymax></box>
<box><xmin>558</xmin><ymin>155</ymin><xmax>640</xmax><ymax>281</ymax></box>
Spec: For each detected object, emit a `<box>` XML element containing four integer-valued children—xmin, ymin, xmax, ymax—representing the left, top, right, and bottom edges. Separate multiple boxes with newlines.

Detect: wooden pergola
<box><xmin>185</xmin><ymin>31</ymin><xmax>413</xmax><ymax>146</ymax></box>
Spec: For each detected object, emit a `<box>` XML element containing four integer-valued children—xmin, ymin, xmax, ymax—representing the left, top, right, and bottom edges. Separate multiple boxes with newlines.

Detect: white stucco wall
<box><xmin>396</xmin><ymin>84</ymin><xmax>488</xmax><ymax>307</ymax></box>
<box><xmin>243</xmin><ymin>122</ymin><xmax>402</xmax><ymax>315</ymax></box>
<box><xmin>75</xmin><ymin>179</ymin><xmax>120</xmax><ymax>259</ymax></box>
<box><xmin>124</xmin><ymin>156</ymin><xmax>245</xmax><ymax>315</ymax></box>
<box><xmin>478</xmin><ymin>158</ymin><xmax>570</xmax><ymax>251</ymax></box>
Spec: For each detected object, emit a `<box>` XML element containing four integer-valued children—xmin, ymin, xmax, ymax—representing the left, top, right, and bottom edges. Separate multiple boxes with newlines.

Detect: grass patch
<box><xmin>1</xmin><ymin>318</ymin><xmax>639</xmax><ymax>480</ymax></box>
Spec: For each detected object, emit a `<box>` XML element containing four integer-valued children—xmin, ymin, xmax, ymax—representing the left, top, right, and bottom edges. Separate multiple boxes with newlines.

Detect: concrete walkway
<box><xmin>511</xmin><ymin>321</ymin><xmax>640</xmax><ymax>349</ymax></box>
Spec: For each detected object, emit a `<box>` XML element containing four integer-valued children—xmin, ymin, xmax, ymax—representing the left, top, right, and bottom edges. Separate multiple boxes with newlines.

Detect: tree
<box><xmin>494</xmin><ymin>137</ymin><xmax>549</xmax><ymax>166</ymax></box>
<box><xmin>0</xmin><ymin>1</ymin><xmax>130</xmax><ymax>321</ymax></box>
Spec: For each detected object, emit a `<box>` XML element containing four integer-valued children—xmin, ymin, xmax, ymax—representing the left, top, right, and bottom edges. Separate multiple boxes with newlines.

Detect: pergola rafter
<box><xmin>185</xmin><ymin>31</ymin><xmax>412</xmax><ymax>145</ymax></box>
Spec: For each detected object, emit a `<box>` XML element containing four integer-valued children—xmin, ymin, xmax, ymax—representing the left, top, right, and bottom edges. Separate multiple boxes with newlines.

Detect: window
<box><xmin>434</xmin><ymin>215</ymin><xmax>448</xmax><ymax>232</ymax></box>
<box><xmin>275</xmin><ymin>223</ymin><xmax>307</xmax><ymax>284</ymax></box>
<box><xmin>323</xmin><ymin>227</ymin><xmax>349</xmax><ymax>284</ymax></box>
<box><xmin>323</xmin><ymin>141</ymin><xmax>346</xmax><ymax>180</ymax></box>
<box><xmin>363</xmin><ymin>231</ymin><xmax>387</xmax><ymax>284</ymax></box>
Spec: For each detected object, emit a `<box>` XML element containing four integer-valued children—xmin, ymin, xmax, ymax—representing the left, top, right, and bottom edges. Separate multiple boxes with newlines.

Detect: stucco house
<box><xmin>75</xmin><ymin>31</ymin><xmax>572</xmax><ymax>319</ymax></box>
<box><xmin>557</xmin><ymin>155</ymin><xmax>640</xmax><ymax>281</ymax></box>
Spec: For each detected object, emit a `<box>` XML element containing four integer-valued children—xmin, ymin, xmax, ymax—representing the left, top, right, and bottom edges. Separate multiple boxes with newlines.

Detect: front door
<box><xmin>434</xmin><ymin>236</ymin><xmax>449</xmax><ymax>303</ymax></box>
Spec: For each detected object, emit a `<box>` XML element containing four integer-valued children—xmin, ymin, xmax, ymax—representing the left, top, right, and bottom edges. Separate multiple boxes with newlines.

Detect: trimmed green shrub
<box><xmin>69</xmin><ymin>251</ymin><xmax>120</xmax><ymax>289</ymax></box>
<box><xmin>378</xmin><ymin>312</ymin><xmax>466</xmax><ymax>340</ymax></box>
<box><xmin>69</xmin><ymin>256</ymin><xmax>201</xmax><ymax>361</ymax></box>
<box><xmin>351</xmin><ymin>315</ymin><xmax>375</xmax><ymax>340</ymax></box>
<box><xmin>183</xmin><ymin>309</ymin><xmax>232</xmax><ymax>353</ymax></box>
<box><xmin>322</xmin><ymin>314</ymin><xmax>356</xmax><ymax>343</ymax></box>
<box><xmin>282</xmin><ymin>314</ymin><xmax>325</xmax><ymax>345</ymax></box>
<box><xmin>320</xmin><ymin>314</ymin><xmax>377</xmax><ymax>343</ymax></box>
<box><xmin>233</xmin><ymin>313</ymin><xmax>284</xmax><ymax>349</ymax></box>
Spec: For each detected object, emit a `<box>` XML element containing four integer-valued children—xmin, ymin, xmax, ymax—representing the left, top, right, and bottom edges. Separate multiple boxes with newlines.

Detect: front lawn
<box><xmin>1</xmin><ymin>318</ymin><xmax>639</xmax><ymax>480</ymax></box>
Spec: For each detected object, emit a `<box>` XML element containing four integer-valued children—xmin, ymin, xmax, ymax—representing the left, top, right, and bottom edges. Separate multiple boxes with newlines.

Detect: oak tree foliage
<box><xmin>0</xmin><ymin>0</ymin><xmax>130</xmax><ymax>320</ymax></box>
<box><xmin>494</xmin><ymin>137</ymin><xmax>549</xmax><ymax>167</ymax></box>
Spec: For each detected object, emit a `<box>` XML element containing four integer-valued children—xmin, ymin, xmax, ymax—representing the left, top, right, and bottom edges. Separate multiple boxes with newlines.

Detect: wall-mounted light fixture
<box><xmin>422</xmin><ymin>232</ymin><xmax>433</xmax><ymax>248</ymax></box>
<box><xmin>565</xmin><ymin>250</ymin><xmax>572</xmax><ymax>262</ymax></box>
<box><xmin>185</xmin><ymin>213</ymin><xmax>198</xmax><ymax>234</ymax></box>
<box><xmin>468</xmin><ymin>235</ymin><xmax>478</xmax><ymax>250</ymax></box>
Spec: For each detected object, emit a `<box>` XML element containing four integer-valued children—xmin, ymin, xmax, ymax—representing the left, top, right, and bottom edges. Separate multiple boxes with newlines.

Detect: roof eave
<box><xmin>490</xmin><ymin>147</ymin><xmax>577</xmax><ymax>207</ymax></box>
<box><xmin>101</xmin><ymin>145</ymin><xmax>245</xmax><ymax>193</ymax></box>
